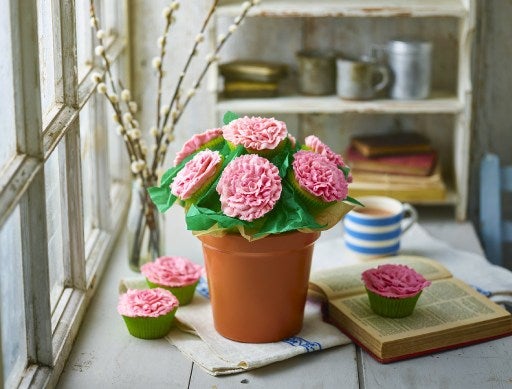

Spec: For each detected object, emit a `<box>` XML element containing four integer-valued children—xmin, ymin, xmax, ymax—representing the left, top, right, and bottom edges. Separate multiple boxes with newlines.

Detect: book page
<box><xmin>332</xmin><ymin>278</ymin><xmax>510</xmax><ymax>344</ymax></box>
<box><xmin>309</xmin><ymin>255</ymin><xmax>452</xmax><ymax>299</ymax></box>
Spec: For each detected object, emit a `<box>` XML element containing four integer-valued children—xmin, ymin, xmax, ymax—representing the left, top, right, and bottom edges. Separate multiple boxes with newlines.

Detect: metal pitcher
<box><xmin>385</xmin><ymin>40</ymin><xmax>433</xmax><ymax>100</ymax></box>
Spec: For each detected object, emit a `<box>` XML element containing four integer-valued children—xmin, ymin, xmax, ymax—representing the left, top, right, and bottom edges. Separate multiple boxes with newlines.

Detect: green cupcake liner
<box><xmin>287</xmin><ymin>171</ymin><xmax>334</xmax><ymax>212</ymax></box>
<box><xmin>122</xmin><ymin>307</ymin><xmax>177</xmax><ymax>339</ymax></box>
<box><xmin>366</xmin><ymin>288</ymin><xmax>422</xmax><ymax>318</ymax></box>
<box><xmin>146</xmin><ymin>279</ymin><xmax>199</xmax><ymax>306</ymax></box>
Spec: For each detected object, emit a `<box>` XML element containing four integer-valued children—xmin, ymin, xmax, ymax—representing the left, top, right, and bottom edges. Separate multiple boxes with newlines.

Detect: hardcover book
<box><xmin>345</xmin><ymin>146</ymin><xmax>437</xmax><ymax>177</ymax></box>
<box><xmin>309</xmin><ymin>255</ymin><xmax>512</xmax><ymax>363</ymax></box>
<box><xmin>351</xmin><ymin>132</ymin><xmax>433</xmax><ymax>158</ymax></box>
<box><xmin>347</xmin><ymin>164</ymin><xmax>447</xmax><ymax>202</ymax></box>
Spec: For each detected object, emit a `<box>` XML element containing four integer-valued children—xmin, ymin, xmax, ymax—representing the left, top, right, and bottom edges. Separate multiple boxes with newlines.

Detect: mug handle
<box><xmin>401</xmin><ymin>203</ymin><xmax>418</xmax><ymax>234</ymax></box>
<box><xmin>373</xmin><ymin>65</ymin><xmax>390</xmax><ymax>92</ymax></box>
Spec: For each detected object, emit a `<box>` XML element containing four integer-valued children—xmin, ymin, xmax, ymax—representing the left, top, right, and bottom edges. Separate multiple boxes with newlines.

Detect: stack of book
<box><xmin>345</xmin><ymin>132</ymin><xmax>446</xmax><ymax>201</ymax></box>
<box><xmin>219</xmin><ymin>60</ymin><xmax>288</xmax><ymax>98</ymax></box>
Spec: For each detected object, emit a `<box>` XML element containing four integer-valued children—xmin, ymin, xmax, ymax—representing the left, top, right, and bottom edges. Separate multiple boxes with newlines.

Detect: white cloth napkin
<box><xmin>118</xmin><ymin>278</ymin><xmax>351</xmax><ymax>376</ymax></box>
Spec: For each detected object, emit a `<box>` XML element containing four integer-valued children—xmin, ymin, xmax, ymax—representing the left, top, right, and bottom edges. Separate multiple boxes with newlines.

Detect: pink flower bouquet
<box><xmin>148</xmin><ymin>112</ymin><xmax>360</xmax><ymax>240</ymax></box>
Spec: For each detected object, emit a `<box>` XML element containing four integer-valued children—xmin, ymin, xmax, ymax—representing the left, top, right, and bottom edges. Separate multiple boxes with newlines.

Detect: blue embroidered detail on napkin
<box><xmin>282</xmin><ymin>336</ymin><xmax>322</xmax><ymax>352</ymax></box>
<box><xmin>196</xmin><ymin>277</ymin><xmax>210</xmax><ymax>299</ymax></box>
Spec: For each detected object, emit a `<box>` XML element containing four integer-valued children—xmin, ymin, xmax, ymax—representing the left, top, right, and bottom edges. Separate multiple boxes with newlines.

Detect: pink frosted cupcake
<box><xmin>361</xmin><ymin>264</ymin><xmax>431</xmax><ymax>318</ymax></box>
<box><xmin>222</xmin><ymin>116</ymin><xmax>288</xmax><ymax>157</ymax></box>
<box><xmin>117</xmin><ymin>288</ymin><xmax>179</xmax><ymax>339</ymax></box>
<box><xmin>141</xmin><ymin>256</ymin><xmax>202</xmax><ymax>305</ymax></box>
<box><xmin>170</xmin><ymin>149</ymin><xmax>223</xmax><ymax>206</ymax></box>
<box><xmin>173</xmin><ymin>128</ymin><xmax>223</xmax><ymax>166</ymax></box>
<box><xmin>289</xmin><ymin>150</ymin><xmax>348</xmax><ymax>211</ymax></box>
<box><xmin>216</xmin><ymin>154</ymin><xmax>282</xmax><ymax>222</ymax></box>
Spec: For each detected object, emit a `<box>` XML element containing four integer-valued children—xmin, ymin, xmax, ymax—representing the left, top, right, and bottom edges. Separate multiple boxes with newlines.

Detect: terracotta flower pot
<box><xmin>198</xmin><ymin>231</ymin><xmax>320</xmax><ymax>343</ymax></box>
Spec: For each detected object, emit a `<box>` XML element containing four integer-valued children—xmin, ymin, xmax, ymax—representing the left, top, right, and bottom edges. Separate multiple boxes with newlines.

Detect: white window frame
<box><xmin>0</xmin><ymin>1</ymin><xmax>130</xmax><ymax>387</ymax></box>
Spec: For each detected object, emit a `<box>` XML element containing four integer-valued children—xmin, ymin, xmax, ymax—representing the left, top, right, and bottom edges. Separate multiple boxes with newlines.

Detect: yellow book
<box><xmin>348</xmin><ymin>164</ymin><xmax>446</xmax><ymax>201</ymax></box>
<box><xmin>309</xmin><ymin>255</ymin><xmax>512</xmax><ymax>363</ymax></box>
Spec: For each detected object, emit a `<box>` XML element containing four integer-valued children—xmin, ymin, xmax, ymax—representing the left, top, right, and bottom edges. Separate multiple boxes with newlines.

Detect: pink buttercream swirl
<box><xmin>304</xmin><ymin>135</ymin><xmax>353</xmax><ymax>183</ymax></box>
<box><xmin>141</xmin><ymin>256</ymin><xmax>203</xmax><ymax>287</ymax></box>
<box><xmin>216</xmin><ymin>154</ymin><xmax>282</xmax><ymax>221</ymax></box>
<box><xmin>171</xmin><ymin>150</ymin><xmax>222</xmax><ymax>200</ymax></box>
<box><xmin>222</xmin><ymin>116</ymin><xmax>287</xmax><ymax>151</ymax></box>
<box><xmin>305</xmin><ymin>135</ymin><xmax>346</xmax><ymax>168</ymax></box>
<box><xmin>117</xmin><ymin>288</ymin><xmax>179</xmax><ymax>318</ymax></box>
<box><xmin>292</xmin><ymin>150</ymin><xmax>348</xmax><ymax>202</ymax></box>
<box><xmin>362</xmin><ymin>264</ymin><xmax>431</xmax><ymax>298</ymax></box>
<box><xmin>173</xmin><ymin>128</ymin><xmax>223</xmax><ymax>166</ymax></box>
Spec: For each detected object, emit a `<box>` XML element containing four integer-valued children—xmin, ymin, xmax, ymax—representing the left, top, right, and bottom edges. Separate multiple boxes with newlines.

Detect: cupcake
<box><xmin>289</xmin><ymin>150</ymin><xmax>348</xmax><ymax>211</ymax></box>
<box><xmin>170</xmin><ymin>149</ymin><xmax>223</xmax><ymax>207</ymax></box>
<box><xmin>117</xmin><ymin>288</ymin><xmax>179</xmax><ymax>339</ymax></box>
<box><xmin>361</xmin><ymin>264</ymin><xmax>431</xmax><ymax>318</ymax></box>
<box><xmin>141</xmin><ymin>256</ymin><xmax>202</xmax><ymax>305</ymax></box>
<box><xmin>222</xmin><ymin>116</ymin><xmax>288</xmax><ymax>158</ymax></box>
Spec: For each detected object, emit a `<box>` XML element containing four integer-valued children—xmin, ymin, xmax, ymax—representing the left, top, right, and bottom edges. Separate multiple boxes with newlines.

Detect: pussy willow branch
<box><xmin>155</xmin><ymin>5</ymin><xmax>177</xmax><ymax>132</ymax></box>
<box><xmin>159</xmin><ymin>0</ymin><xmax>219</xmax><ymax>133</ymax></box>
<box><xmin>90</xmin><ymin>1</ymin><xmax>149</xmax><ymax>186</ymax></box>
<box><xmin>89</xmin><ymin>0</ymin><xmax>260</xmax><ymax>185</ymax></box>
<box><xmin>153</xmin><ymin>0</ymin><xmax>258</xmax><ymax>171</ymax></box>
<box><xmin>149</xmin><ymin>0</ymin><xmax>220</xmax><ymax>180</ymax></box>
<box><xmin>151</xmin><ymin>0</ymin><xmax>259</xmax><ymax>176</ymax></box>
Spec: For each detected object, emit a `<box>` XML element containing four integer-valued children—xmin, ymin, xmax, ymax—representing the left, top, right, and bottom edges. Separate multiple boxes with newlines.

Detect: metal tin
<box><xmin>386</xmin><ymin>40</ymin><xmax>432</xmax><ymax>100</ymax></box>
<box><xmin>219</xmin><ymin>60</ymin><xmax>288</xmax><ymax>83</ymax></box>
<box><xmin>296</xmin><ymin>50</ymin><xmax>336</xmax><ymax>96</ymax></box>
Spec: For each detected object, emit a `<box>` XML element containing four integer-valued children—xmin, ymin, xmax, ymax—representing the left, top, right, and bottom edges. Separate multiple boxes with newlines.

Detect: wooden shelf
<box><xmin>216</xmin><ymin>92</ymin><xmax>462</xmax><ymax>115</ymax></box>
<box><xmin>217</xmin><ymin>0</ymin><xmax>468</xmax><ymax>18</ymax></box>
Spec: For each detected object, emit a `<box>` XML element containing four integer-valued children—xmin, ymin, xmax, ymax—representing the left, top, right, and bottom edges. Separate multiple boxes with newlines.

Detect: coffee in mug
<box><xmin>343</xmin><ymin>196</ymin><xmax>417</xmax><ymax>258</ymax></box>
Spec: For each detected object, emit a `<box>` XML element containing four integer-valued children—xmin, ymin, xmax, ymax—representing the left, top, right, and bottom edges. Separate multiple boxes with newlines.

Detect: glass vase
<box><xmin>127</xmin><ymin>180</ymin><xmax>164</xmax><ymax>272</ymax></box>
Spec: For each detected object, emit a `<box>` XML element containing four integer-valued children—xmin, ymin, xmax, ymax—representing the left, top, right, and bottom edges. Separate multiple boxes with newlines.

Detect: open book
<box><xmin>309</xmin><ymin>255</ymin><xmax>512</xmax><ymax>363</ymax></box>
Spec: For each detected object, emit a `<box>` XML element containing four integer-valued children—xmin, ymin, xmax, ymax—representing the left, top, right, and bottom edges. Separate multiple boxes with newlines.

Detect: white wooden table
<box><xmin>57</xmin><ymin>208</ymin><xmax>512</xmax><ymax>388</ymax></box>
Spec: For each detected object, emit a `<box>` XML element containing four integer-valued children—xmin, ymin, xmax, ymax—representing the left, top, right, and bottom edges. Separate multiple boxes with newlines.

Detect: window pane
<box><xmin>76</xmin><ymin>0</ymin><xmax>93</xmax><ymax>82</ymax></box>
<box><xmin>37</xmin><ymin>0</ymin><xmax>56</xmax><ymax>120</ymax></box>
<box><xmin>80</xmin><ymin>98</ymin><xmax>96</xmax><ymax>242</ymax></box>
<box><xmin>0</xmin><ymin>206</ymin><xmax>27</xmax><ymax>388</ymax></box>
<box><xmin>0</xmin><ymin>4</ymin><xmax>16</xmax><ymax>171</ymax></box>
<box><xmin>45</xmin><ymin>147</ymin><xmax>65</xmax><ymax>309</ymax></box>
<box><xmin>103</xmin><ymin>0</ymin><xmax>121</xmax><ymax>37</ymax></box>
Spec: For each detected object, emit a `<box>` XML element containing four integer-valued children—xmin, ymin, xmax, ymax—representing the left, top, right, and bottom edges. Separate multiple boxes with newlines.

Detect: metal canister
<box><xmin>386</xmin><ymin>40</ymin><xmax>432</xmax><ymax>100</ymax></box>
<box><xmin>296</xmin><ymin>50</ymin><xmax>336</xmax><ymax>96</ymax></box>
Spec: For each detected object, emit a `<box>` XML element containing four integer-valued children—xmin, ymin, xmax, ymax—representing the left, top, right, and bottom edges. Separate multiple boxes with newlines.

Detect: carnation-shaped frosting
<box><xmin>216</xmin><ymin>154</ymin><xmax>282</xmax><ymax>221</ymax></box>
<box><xmin>141</xmin><ymin>256</ymin><xmax>203</xmax><ymax>287</ymax></box>
<box><xmin>171</xmin><ymin>149</ymin><xmax>222</xmax><ymax>200</ymax></box>
<box><xmin>117</xmin><ymin>288</ymin><xmax>179</xmax><ymax>318</ymax></box>
<box><xmin>304</xmin><ymin>135</ymin><xmax>345</xmax><ymax>168</ymax></box>
<box><xmin>173</xmin><ymin>128</ymin><xmax>223</xmax><ymax>166</ymax></box>
<box><xmin>222</xmin><ymin>116</ymin><xmax>287</xmax><ymax>151</ymax></box>
<box><xmin>362</xmin><ymin>264</ymin><xmax>431</xmax><ymax>298</ymax></box>
<box><xmin>292</xmin><ymin>150</ymin><xmax>348</xmax><ymax>202</ymax></box>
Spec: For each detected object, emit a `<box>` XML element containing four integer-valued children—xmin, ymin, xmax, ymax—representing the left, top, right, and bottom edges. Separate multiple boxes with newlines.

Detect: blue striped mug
<box><xmin>343</xmin><ymin>196</ymin><xmax>417</xmax><ymax>258</ymax></box>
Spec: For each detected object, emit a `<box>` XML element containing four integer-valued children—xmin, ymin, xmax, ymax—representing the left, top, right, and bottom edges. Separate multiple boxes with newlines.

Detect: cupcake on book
<box><xmin>361</xmin><ymin>264</ymin><xmax>431</xmax><ymax>318</ymax></box>
<box><xmin>289</xmin><ymin>150</ymin><xmax>349</xmax><ymax>212</ymax></box>
<box><xmin>141</xmin><ymin>256</ymin><xmax>202</xmax><ymax>306</ymax></box>
<box><xmin>117</xmin><ymin>288</ymin><xmax>179</xmax><ymax>339</ymax></box>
